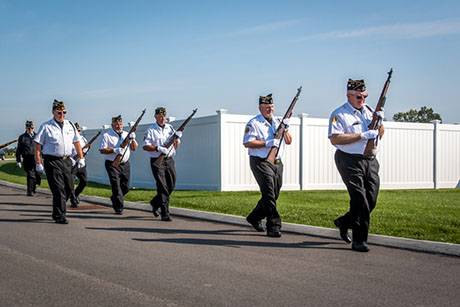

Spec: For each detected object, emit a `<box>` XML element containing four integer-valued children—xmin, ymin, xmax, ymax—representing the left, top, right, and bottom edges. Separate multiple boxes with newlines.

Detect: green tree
<box><xmin>393</xmin><ymin>106</ymin><xmax>442</xmax><ymax>123</ymax></box>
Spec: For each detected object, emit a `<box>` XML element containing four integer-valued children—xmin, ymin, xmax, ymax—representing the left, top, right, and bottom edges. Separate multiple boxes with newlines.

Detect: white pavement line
<box><xmin>1</xmin><ymin>179</ymin><xmax>459</xmax><ymax>257</ymax></box>
<box><xmin>0</xmin><ymin>243</ymin><xmax>178</xmax><ymax>307</ymax></box>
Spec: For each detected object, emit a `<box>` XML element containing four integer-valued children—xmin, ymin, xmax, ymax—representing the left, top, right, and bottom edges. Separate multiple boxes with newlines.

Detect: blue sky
<box><xmin>1</xmin><ymin>0</ymin><xmax>460</xmax><ymax>140</ymax></box>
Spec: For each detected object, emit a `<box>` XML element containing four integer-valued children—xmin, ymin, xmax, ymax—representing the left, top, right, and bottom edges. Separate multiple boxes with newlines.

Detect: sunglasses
<box><xmin>356</xmin><ymin>95</ymin><xmax>368</xmax><ymax>100</ymax></box>
<box><xmin>56</xmin><ymin>110</ymin><xmax>67</xmax><ymax>115</ymax></box>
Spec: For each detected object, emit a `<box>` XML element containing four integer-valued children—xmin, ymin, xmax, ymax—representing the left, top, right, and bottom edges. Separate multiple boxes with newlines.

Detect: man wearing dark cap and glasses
<box><xmin>34</xmin><ymin>100</ymin><xmax>85</xmax><ymax>224</ymax></box>
<box><xmin>328</xmin><ymin>79</ymin><xmax>384</xmax><ymax>252</ymax></box>
<box><xmin>16</xmin><ymin>120</ymin><xmax>41</xmax><ymax>196</ymax></box>
<box><xmin>142</xmin><ymin>107</ymin><xmax>182</xmax><ymax>221</ymax></box>
<box><xmin>243</xmin><ymin>94</ymin><xmax>292</xmax><ymax>238</ymax></box>
<box><xmin>99</xmin><ymin>114</ymin><xmax>138</xmax><ymax>214</ymax></box>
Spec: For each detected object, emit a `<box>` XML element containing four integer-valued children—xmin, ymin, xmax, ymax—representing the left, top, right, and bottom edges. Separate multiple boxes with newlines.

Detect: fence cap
<box><xmin>216</xmin><ymin>109</ymin><xmax>228</xmax><ymax>114</ymax></box>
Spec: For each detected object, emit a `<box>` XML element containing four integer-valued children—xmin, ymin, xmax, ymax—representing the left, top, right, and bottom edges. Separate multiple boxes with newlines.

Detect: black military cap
<box><xmin>155</xmin><ymin>107</ymin><xmax>167</xmax><ymax>115</ymax></box>
<box><xmin>259</xmin><ymin>94</ymin><xmax>273</xmax><ymax>104</ymax></box>
<box><xmin>74</xmin><ymin>122</ymin><xmax>82</xmax><ymax>131</ymax></box>
<box><xmin>52</xmin><ymin>99</ymin><xmax>66</xmax><ymax>110</ymax></box>
<box><xmin>347</xmin><ymin>79</ymin><xmax>366</xmax><ymax>92</ymax></box>
<box><xmin>112</xmin><ymin>115</ymin><xmax>122</xmax><ymax>122</ymax></box>
<box><xmin>25</xmin><ymin>120</ymin><xmax>34</xmax><ymax>128</ymax></box>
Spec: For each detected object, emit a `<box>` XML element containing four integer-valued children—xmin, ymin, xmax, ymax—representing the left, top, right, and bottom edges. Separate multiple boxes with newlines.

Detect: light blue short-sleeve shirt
<box><xmin>328</xmin><ymin>102</ymin><xmax>374</xmax><ymax>154</ymax></box>
<box><xmin>242</xmin><ymin>114</ymin><xmax>286</xmax><ymax>160</ymax></box>
<box><xmin>34</xmin><ymin>119</ymin><xmax>80</xmax><ymax>157</ymax></box>
<box><xmin>99</xmin><ymin>129</ymin><xmax>131</xmax><ymax>163</ymax></box>
<box><xmin>143</xmin><ymin>123</ymin><xmax>176</xmax><ymax>158</ymax></box>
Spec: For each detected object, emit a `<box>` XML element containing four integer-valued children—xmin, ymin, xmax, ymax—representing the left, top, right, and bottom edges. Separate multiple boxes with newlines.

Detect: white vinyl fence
<box><xmin>83</xmin><ymin>111</ymin><xmax>460</xmax><ymax>191</ymax></box>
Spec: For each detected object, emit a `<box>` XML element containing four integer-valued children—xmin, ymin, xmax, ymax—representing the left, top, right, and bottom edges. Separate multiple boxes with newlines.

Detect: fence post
<box><xmin>432</xmin><ymin>120</ymin><xmax>441</xmax><ymax>189</ymax></box>
<box><xmin>299</xmin><ymin>113</ymin><xmax>309</xmax><ymax>190</ymax></box>
<box><xmin>216</xmin><ymin>109</ymin><xmax>227</xmax><ymax>191</ymax></box>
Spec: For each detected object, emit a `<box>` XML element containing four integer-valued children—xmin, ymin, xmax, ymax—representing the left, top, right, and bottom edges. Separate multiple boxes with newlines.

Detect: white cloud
<box><xmin>199</xmin><ymin>18</ymin><xmax>304</xmax><ymax>42</ymax></box>
<box><xmin>225</xmin><ymin>18</ymin><xmax>305</xmax><ymax>38</ymax></box>
<box><xmin>295</xmin><ymin>19</ymin><xmax>460</xmax><ymax>42</ymax></box>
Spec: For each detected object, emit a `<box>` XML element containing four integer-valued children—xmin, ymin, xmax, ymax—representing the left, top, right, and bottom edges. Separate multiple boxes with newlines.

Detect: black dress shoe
<box><xmin>267</xmin><ymin>228</ymin><xmax>282</xmax><ymax>238</ymax></box>
<box><xmin>114</xmin><ymin>210</ymin><xmax>123</xmax><ymax>215</ymax></box>
<box><xmin>161</xmin><ymin>216</ymin><xmax>172</xmax><ymax>222</ymax></box>
<box><xmin>351</xmin><ymin>242</ymin><xmax>370</xmax><ymax>252</ymax></box>
<box><xmin>246</xmin><ymin>217</ymin><xmax>265</xmax><ymax>232</ymax></box>
<box><xmin>70</xmin><ymin>203</ymin><xmax>78</xmax><ymax>208</ymax></box>
<box><xmin>26</xmin><ymin>192</ymin><xmax>33</xmax><ymax>197</ymax></box>
<box><xmin>55</xmin><ymin>218</ymin><xmax>69</xmax><ymax>224</ymax></box>
<box><xmin>334</xmin><ymin>219</ymin><xmax>352</xmax><ymax>244</ymax></box>
<box><xmin>150</xmin><ymin>200</ymin><xmax>160</xmax><ymax>217</ymax></box>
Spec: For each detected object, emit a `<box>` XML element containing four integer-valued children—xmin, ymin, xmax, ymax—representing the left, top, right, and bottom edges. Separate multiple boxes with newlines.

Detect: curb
<box><xmin>1</xmin><ymin>180</ymin><xmax>459</xmax><ymax>257</ymax></box>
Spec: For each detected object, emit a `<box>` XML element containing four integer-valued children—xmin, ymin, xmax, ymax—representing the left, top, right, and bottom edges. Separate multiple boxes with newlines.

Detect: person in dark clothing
<box><xmin>16</xmin><ymin>120</ymin><xmax>41</xmax><ymax>196</ymax></box>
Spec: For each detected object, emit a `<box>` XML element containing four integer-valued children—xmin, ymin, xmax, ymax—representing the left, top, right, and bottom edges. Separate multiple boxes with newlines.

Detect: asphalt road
<box><xmin>0</xmin><ymin>185</ymin><xmax>459</xmax><ymax>307</ymax></box>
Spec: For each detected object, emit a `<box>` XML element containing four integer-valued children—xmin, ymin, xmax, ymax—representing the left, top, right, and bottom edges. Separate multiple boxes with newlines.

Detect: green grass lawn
<box><xmin>1</xmin><ymin>160</ymin><xmax>459</xmax><ymax>243</ymax></box>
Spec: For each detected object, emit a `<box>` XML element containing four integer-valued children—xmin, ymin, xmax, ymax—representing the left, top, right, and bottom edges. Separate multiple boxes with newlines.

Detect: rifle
<box><xmin>82</xmin><ymin>130</ymin><xmax>102</xmax><ymax>157</ymax></box>
<box><xmin>71</xmin><ymin>130</ymin><xmax>102</xmax><ymax>172</ymax></box>
<box><xmin>112</xmin><ymin>109</ymin><xmax>146</xmax><ymax>169</ymax></box>
<box><xmin>363</xmin><ymin>68</ymin><xmax>393</xmax><ymax>157</ymax></box>
<box><xmin>156</xmin><ymin>108</ymin><xmax>198</xmax><ymax>163</ymax></box>
<box><xmin>0</xmin><ymin>140</ymin><xmax>17</xmax><ymax>150</ymax></box>
<box><xmin>266</xmin><ymin>87</ymin><xmax>302</xmax><ymax>164</ymax></box>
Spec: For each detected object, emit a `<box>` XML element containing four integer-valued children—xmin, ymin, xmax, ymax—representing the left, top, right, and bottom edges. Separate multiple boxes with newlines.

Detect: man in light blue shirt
<box><xmin>243</xmin><ymin>94</ymin><xmax>292</xmax><ymax>238</ymax></box>
<box><xmin>34</xmin><ymin>100</ymin><xmax>84</xmax><ymax>224</ymax></box>
<box><xmin>328</xmin><ymin>79</ymin><xmax>384</xmax><ymax>252</ymax></box>
<box><xmin>143</xmin><ymin>107</ymin><xmax>181</xmax><ymax>221</ymax></box>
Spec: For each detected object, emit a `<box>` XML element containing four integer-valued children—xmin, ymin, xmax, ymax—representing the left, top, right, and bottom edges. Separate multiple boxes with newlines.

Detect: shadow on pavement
<box><xmin>0</xmin><ymin>202</ymin><xmax>49</xmax><ymax>207</ymax></box>
<box><xmin>0</xmin><ymin>193</ymin><xmax>30</xmax><ymax>197</ymax></box>
<box><xmin>21</xmin><ymin>213</ymin><xmax>152</xmax><ymax>221</ymax></box>
<box><xmin>86</xmin><ymin>226</ymin><xmax>254</xmax><ymax>236</ymax></box>
<box><xmin>0</xmin><ymin>218</ymin><xmax>52</xmax><ymax>224</ymax></box>
<box><xmin>132</xmin><ymin>237</ymin><xmax>345</xmax><ymax>250</ymax></box>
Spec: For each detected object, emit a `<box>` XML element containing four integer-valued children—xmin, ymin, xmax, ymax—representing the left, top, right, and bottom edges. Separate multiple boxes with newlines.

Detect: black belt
<box><xmin>337</xmin><ymin>150</ymin><xmax>375</xmax><ymax>160</ymax></box>
<box><xmin>250</xmin><ymin>156</ymin><xmax>282</xmax><ymax>164</ymax></box>
<box><xmin>43</xmin><ymin>154</ymin><xmax>71</xmax><ymax>160</ymax></box>
<box><xmin>105</xmin><ymin>159</ymin><xmax>127</xmax><ymax>166</ymax></box>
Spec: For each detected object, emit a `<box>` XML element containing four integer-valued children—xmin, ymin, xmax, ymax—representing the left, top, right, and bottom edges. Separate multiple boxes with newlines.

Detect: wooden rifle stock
<box><xmin>363</xmin><ymin>68</ymin><xmax>393</xmax><ymax>157</ymax></box>
<box><xmin>156</xmin><ymin>108</ymin><xmax>198</xmax><ymax>163</ymax></box>
<box><xmin>266</xmin><ymin>87</ymin><xmax>302</xmax><ymax>164</ymax></box>
<box><xmin>0</xmin><ymin>140</ymin><xmax>17</xmax><ymax>150</ymax></box>
<box><xmin>112</xmin><ymin>109</ymin><xmax>146</xmax><ymax>169</ymax></box>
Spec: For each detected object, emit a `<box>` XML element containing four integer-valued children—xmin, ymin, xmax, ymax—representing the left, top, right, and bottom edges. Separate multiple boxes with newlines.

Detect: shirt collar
<box><xmin>345</xmin><ymin>101</ymin><xmax>366</xmax><ymax>114</ymax></box>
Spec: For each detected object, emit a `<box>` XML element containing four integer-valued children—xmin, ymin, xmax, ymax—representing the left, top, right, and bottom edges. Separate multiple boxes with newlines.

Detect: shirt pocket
<box><xmin>350</xmin><ymin>122</ymin><xmax>364</xmax><ymax>134</ymax></box>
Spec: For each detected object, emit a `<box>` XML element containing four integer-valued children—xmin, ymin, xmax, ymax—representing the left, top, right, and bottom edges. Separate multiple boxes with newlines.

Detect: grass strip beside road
<box><xmin>1</xmin><ymin>160</ymin><xmax>459</xmax><ymax>244</ymax></box>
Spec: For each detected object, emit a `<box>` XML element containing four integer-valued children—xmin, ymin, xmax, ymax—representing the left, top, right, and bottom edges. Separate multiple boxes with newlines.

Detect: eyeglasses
<box><xmin>56</xmin><ymin>110</ymin><xmax>67</xmax><ymax>115</ymax></box>
<box><xmin>356</xmin><ymin>95</ymin><xmax>368</xmax><ymax>100</ymax></box>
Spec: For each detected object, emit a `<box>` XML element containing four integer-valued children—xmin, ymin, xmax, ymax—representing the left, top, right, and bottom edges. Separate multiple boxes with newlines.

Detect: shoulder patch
<box><xmin>244</xmin><ymin>126</ymin><xmax>250</xmax><ymax>134</ymax></box>
<box><xmin>331</xmin><ymin>116</ymin><xmax>337</xmax><ymax>124</ymax></box>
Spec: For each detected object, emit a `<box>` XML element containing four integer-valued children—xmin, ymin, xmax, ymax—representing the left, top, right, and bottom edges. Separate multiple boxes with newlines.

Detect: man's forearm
<box><xmin>329</xmin><ymin>133</ymin><xmax>362</xmax><ymax>145</ymax></box>
<box><xmin>100</xmin><ymin>148</ymin><xmax>114</xmax><ymax>154</ymax></box>
<box><xmin>244</xmin><ymin>140</ymin><xmax>266</xmax><ymax>149</ymax></box>
<box><xmin>35</xmin><ymin>144</ymin><xmax>42</xmax><ymax>164</ymax></box>
<box><xmin>74</xmin><ymin>142</ymin><xmax>84</xmax><ymax>159</ymax></box>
